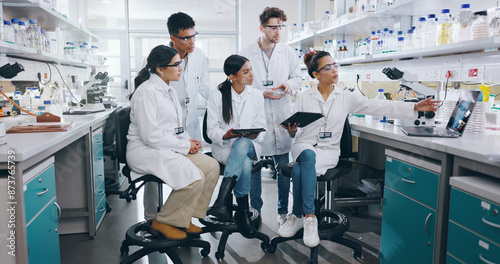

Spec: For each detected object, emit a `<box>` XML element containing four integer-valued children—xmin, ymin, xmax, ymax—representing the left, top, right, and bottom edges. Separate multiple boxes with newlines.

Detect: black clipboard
<box><xmin>232</xmin><ymin>128</ymin><xmax>266</xmax><ymax>134</ymax></box>
<box><xmin>280</xmin><ymin>112</ymin><xmax>324</xmax><ymax>128</ymax></box>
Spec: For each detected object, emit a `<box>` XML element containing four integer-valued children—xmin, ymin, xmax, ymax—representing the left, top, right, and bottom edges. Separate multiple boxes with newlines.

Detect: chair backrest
<box><xmin>102</xmin><ymin>106</ymin><xmax>122</xmax><ymax>147</ymax></box>
<box><xmin>202</xmin><ymin>109</ymin><xmax>212</xmax><ymax>144</ymax></box>
<box><xmin>114</xmin><ymin>107</ymin><xmax>131</xmax><ymax>164</ymax></box>
<box><xmin>338</xmin><ymin>117</ymin><xmax>352</xmax><ymax>160</ymax></box>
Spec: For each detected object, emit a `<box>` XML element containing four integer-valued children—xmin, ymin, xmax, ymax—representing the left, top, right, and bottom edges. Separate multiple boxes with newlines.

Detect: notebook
<box><xmin>400</xmin><ymin>90</ymin><xmax>480</xmax><ymax>138</ymax></box>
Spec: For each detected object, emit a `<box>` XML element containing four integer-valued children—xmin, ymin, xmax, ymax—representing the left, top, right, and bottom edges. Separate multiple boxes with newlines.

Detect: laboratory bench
<box><xmin>0</xmin><ymin>109</ymin><xmax>114</xmax><ymax>264</ymax></box>
<box><xmin>349</xmin><ymin>116</ymin><xmax>500</xmax><ymax>264</ymax></box>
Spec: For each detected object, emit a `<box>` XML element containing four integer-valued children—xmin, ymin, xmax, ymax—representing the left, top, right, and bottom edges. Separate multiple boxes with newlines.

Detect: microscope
<box><xmin>81</xmin><ymin>72</ymin><xmax>112</xmax><ymax>111</ymax></box>
<box><xmin>382</xmin><ymin>67</ymin><xmax>436</xmax><ymax>126</ymax></box>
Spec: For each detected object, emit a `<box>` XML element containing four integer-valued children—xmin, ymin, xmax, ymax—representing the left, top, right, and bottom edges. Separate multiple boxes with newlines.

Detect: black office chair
<box><xmin>102</xmin><ymin>106</ymin><xmax>122</xmax><ymax>212</ymax></box>
<box><xmin>200</xmin><ymin>109</ymin><xmax>270</xmax><ymax>260</ymax></box>
<box><xmin>114</xmin><ymin>107</ymin><xmax>210</xmax><ymax>264</ymax></box>
<box><xmin>267</xmin><ymin>117</ymin><xmax>363</xmax><ymax>264</ymax></box>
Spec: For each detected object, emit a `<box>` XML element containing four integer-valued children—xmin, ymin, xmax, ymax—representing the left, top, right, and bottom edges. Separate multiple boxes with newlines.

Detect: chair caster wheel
<box><xmin>125</xmin><ymin>196</ymin><xmax>132</xmax><ymax>202</ymax></box>
<box><xmin>261</xmin><ymin>242</ymin><xmax>267</xmax><ymax>251</ymax></box>
<box><xmin>200</xmin><ymin>248</ymin><xmax>210</xmax><ymax>257</ymax></box>
<box><xmin>120</xmin><ymin>245</ymin><xmax>129</xmax><ymax>254</ymax></box>
<box><xmin>215</xmin><ymin>251</ymin><xmax>224</xmax><ymax>260</ymax></box>
<box><xmin>353</xmin><ymin>251</ymin><xmax>362</xmax><ymax>259</ymax></box>
<box><xmin>267</xmin><ymin>245</ymin><xmax>276</xmax><ymax>253</ymax></box>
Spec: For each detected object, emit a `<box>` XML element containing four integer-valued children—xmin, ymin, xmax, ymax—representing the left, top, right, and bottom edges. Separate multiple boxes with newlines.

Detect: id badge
<box><xmin>175</xmin><ymin>127</ymin><xmax>184</xmax><ymax>135</ymax></box>
<box><xmin>184</xmin><ymin>97</ymin><xmax>190</xmax><ymax>106</ymax></box>
<box><xmin>319</xmin><ymin>132</ymin><xmax>332</xmax><ymax>139</ymax></box>
<box><xmin>263</xmin><ymin>80</ymin><xmax>274</xmax><ymax>87</ymax></box>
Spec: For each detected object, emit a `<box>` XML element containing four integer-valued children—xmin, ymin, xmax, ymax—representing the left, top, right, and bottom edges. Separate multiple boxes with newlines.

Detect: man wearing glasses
<box><xmin>239</xmin><ymin>7</ymin><xmax>302</xmax><ymax>226</ymax></box>
<box><xmin>143</xmin><ymin>12</ymin><xmax>211</xmax><ymax>221</ymax></box>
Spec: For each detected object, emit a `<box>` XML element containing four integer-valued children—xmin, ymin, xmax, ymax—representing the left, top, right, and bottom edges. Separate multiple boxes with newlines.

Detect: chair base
<box><xmin>119</xmin><ymin>220</ymin><xmax>210</xmax><ymax>264</ymax></box>
<box><xmin>200</xmin><ymin>207</ymin><xmax>270</xmax><ymax>260</ymax></box>
<box><xmin>268</xmin><ymin>210</ymin><xmax>362</xmax><ymax>264</ymax></box>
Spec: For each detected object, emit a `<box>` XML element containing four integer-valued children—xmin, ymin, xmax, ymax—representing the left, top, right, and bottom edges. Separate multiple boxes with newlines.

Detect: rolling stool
<box><xmin>200</xmin><ymin>110</ymin><xmax>270</xmax><ymax>260</ymax></box>
<box><xmin>267</xmin><ymin>118</ymin><xmax>362</xmax><ymax>264</ymax></box>
<box><xmin>114</xmin><ymin>107</ymin><xmax>211</xmax><ymax>264</ymax></box>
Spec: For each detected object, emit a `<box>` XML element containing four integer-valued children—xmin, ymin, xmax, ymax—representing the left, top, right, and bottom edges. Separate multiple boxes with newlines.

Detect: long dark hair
<box><xmin>129</xmin><ymin>45</ymin><xmax>178</xmax><ymax>100</ymax></box>
<box><xmin>218</xmin><ymin>54</ymin><xmax>249</xmax><ymax>124</ymax></box>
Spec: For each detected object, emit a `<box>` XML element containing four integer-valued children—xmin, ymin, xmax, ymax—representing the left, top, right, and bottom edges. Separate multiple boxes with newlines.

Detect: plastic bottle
<box><xmin>288</xmin><ymin>23</ymin><xmax>297</xmax><ymax>41</ymax></box>
<box><xmin>27</xmin><ymin>19</ymin><xmax>41</xmax><ymax>49</ymax></box>
<box><xmin>396</xmin><ymin>36</ymin><xmax>405</xmax><ymax>51</ymax></box>
<box><xmin>374</xmin><ymin>89</ymin><xmax>388</xmax><ymax>122</ymax></box>
<box><xmin>413</xmin><ymin>16</ymin><xmax>427</xmax><ymax>49</ymax></box>
<box><xmin>33</xmin><ymin>95</ymin><xmax>42</xmax><ymax>113</ymax></box>
<box><xmin>327</xmin><ymin>39</ymin><xmax>334</xmax><ymax>54</ymax></box>
<box><xmin>3</xmin><ymin>21</ymin><xmax>15</xmax><ymax>44</ymax></box>
<box><xmin>17</xmin><ymin>21</ymin><xmax>28</xmax><ymax>46</ymax></box>
<box><xmin>471</xmin><ymin>11</ymin><xmax>489</xmax><ymax>40</ymax></box>
<box><xmin>32</xmin><ymin>87</ymin><xmax>41</xmax><ymax>97</ymax></box>
<box><xmin>43</xmin><ymin>100</ymin><xmax>53</xmax><ymax>114</ymax></box>
<box><xmin>404</xmin><ymin>29</ymin><xmax>414</xmax><ymax>50</ymax></box>
<box><xmin>369</xmin><ymin>31</ymin><xmax>378</xmax><ymax>55</ymax></box>
<box><xmin>13</xmin><ymin>91</ymin><xmax>23</xmax><ymax>111</ymax></box>
<box><xmin>321</xmin><ymin>11</ymin><xmax>331</xmax><ymax>29</ymax></box>
<box><xmin>11</xmin><ymin>19</ymin><xmax>20</xmax><ymax>45</ymax></box>
<box><xmin>23</xmin><ymin>87</ymin><xmax>33</xmax><ymax>112</ymax></box>
<box><xmin>436</xmin><ymin>9</ymin><xmax>453</xmax><ymax>45</ymax></box>
<box><xmin>39</xmin><ymin>29</ymin><xmax>47</xmax><ymax>51</ymax></box>
<box><xmin>422</xmin><ymin>14</ymin><xmax>437</xmax><ymax>48</ymax></box>
<box><xmin>452</xmin><ymin>4</ymin><xmax>473</xmax><ymax>43</ymax></box>
<box><xmin>383</xmin><ymin>30</ymin><xmax>396</xmax><ymax>53</ymax></box>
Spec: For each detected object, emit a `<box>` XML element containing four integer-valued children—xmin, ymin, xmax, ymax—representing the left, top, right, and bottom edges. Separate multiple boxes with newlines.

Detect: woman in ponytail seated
<box><xmin>126</xmin><ymin>45</ymin><xmax>219</xmax><ymax>240</ymax></box>
<box><xmin>279</xmin><ymin>50</ymin><xmax>440</xmax><ymax>247</ymax></box>
<box><xmin>206</xmin><ymin>54</ymin><xmax>266</xmax><ymax>235</ymax></box>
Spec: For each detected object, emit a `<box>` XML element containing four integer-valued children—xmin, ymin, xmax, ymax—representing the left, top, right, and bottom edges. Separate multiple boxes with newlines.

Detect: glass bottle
<box><xmin>422</xmin><ymin>14</ymin><xmax>437</xmax><ymax>48</ymax></box>
<box><xmin>471</xmin><ymin>11</ymin><xmax>489</xmax><ymax>40</ymax></box>
<box><xmin>321</xmin><ymin>11</ymin><xmax>330</xmax><ymax>29</ymax></box>
<box><xmin>436</xmin><ymin>9</ymin><xmax>453</xmax><ymax>45</ymax></box>
<box><xmin>413</xmin><ymin>16</ymin><xmax>426</xmax><ymax>49</ymax></box>
<box><xmin>342</xmin><ymin>40</ymin><xmax>349</xmax><ymax>58</ymax></box>
<box><xmin>17</xmin><ymin>21</ymin><xmax>28</xmax><ymax>46</ymax></box>
<box><xmin>39</xmin><ymin>29</ymin><xmax>47</xmax><ymax>51</ymax></box>
<box><xmin>3</xmin><ymin>21</ymin><xmax>15</xmax><ymax>44</ymax></box>
<box><xmin>396</xmin><ymin>36</ymin><xmax>405</xmax><ymax>51</ymax></box>
<box><xmin>11</xmin><ymin>19</ymin><xmax>20</xmax><ymax>45</ymax></box>
<box><xmin>404</xmin><ymin>29</ymin><xmax>414</xmax><ymax>50</ymax></box>
<box><xmin>27</xmin><ymin>19</ymin><xmax>41</xmax><ymax>49</ymax></box>
<box><xmin>374</xmin><ymin>89</ymin><xmax>388</xmax><ymax>122</ymax></box>
<box><xmin>452</xmin><ymin>4</ymin><xmax>473</xmax><ymax>43</ymax></box>
<box><xmin>369</xmin><ymin>31</ymin><xmax>378</xmax><ymax>55</ymax></box>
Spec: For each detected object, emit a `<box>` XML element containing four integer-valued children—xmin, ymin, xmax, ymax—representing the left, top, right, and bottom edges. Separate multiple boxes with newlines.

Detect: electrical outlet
<box><xmin>441</xmin><ymin>67</ymin><xmax>461</xmax><ymax>80</ymax></box>
<box><xmin>461</xmin><ymin>66</ymin><xmax>484</xmax><ymax>80</ymax></box>
<box><xmin>424</xmin><ymin>68</ymin><xmax>441</xmax><ymax>81</ymax></box>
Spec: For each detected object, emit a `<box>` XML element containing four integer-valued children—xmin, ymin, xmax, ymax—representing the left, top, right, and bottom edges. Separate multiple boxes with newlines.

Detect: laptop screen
<box><xmin>446</xmin><ymin>90</ymin><xmax>480</xmax><ymax>135</ymax></box>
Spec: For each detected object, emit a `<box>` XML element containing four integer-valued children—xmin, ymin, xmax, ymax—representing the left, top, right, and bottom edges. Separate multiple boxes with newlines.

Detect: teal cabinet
<box><xmin>447</xmin><ymin>221</ymin><xmax>500</xmax><ymax>264</ymax></box>
<box><xmin>380</xmin><ymin>187</ymin><xmax>436</xmax><ymax>264</ymax></box>
<box><xmin>92</xmin><ymin>130</ymin><xmax>106</xmax><ymax>230</ymax></box>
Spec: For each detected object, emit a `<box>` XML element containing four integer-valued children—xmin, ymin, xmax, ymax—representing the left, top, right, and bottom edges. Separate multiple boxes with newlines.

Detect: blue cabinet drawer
<box><xmin>94</xmin><ymin>165</ymin><xmax>105</xmax><ymax>191</ymax></box>
<box><xmin>94</xmin><ymin>180</ymin><xmax>106</xmax><ymax>208</ymax></box>
<box><xmin>26</xmin><ymin>198</ymin><xmax>61</xmax><ymax>264</ymax></box>
<box><xmin>95</xmin><ymin>195</ymin><xmax>107</xmax><ymax>228</ymax></box>
<box><xmin>447</xmin><ymin>221</ymin><xmax>500</xmax><ymax>264</ymax></box>
<box><xmin>385</xmin><ymin>157</ymin><xmax>439</xmax><ymax>209</ymax></box>
<box><xmin>92</xmin><ymin>133</ymin><xmax>103</xmax><ymax>155</ymax></box>
<box><xmin>449</xmin><ymin>187</ymin><xmax>500</xmax><ymax>245</ymax></box>
<box><xmin>24</xmin><ymin>164</ymin><xmax>56</xmax><ymax>223</ymax></box>
<box><xmin>380</xmin><ymin>187</ymin><xmax>436</xmax><ymax>264</ymax></box>
<box><xmin>93</xmin><ymin>148</ymin><xmax>104</xmax><ymax>172</ymax></box>
<box><xmin>446</xmin><ymin>253</ymin><xmax>464</xmax><ymax>264</ymax></box>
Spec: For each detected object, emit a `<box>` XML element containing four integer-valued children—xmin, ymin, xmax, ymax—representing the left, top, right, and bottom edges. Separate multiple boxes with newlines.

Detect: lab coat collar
<box><xmin>251</xmin><ymin>38</ymin><xmax>284</xmax><ymax>55</ymax></box>
<box><xmin>310</xmin><ymin>84</ymin><xmax>340</xmax><ymax>103</ymax></box>
<box><xmin>231</xmin><ymin>85</ymin><xmax>253</xmax><ymax>102</ymax></box>
<box><xmin>149</xmin><ymin>73</ymin><xmax>171</xmax><ymax>92</ymax></box>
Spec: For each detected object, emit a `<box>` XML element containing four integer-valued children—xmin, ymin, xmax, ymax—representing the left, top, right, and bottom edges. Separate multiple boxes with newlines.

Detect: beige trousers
<box><xmin>151</xmin><ymin>152</ymin><xmax>219</xmax><ymax>228</ymax></box>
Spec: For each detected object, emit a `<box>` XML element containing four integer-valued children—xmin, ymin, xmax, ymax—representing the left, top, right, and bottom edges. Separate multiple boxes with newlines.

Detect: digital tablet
<box><xmin>232</xmin><ymin>128</ymin><xmax>266</xmax><ymax>134</ymax></box>
<box><xmin>280</xmin><ymin>112</ymin><xmax>324</xmax><ymax>127</ymax></box>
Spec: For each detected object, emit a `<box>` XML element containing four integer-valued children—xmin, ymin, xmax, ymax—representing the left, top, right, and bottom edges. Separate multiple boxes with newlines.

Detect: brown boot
<box><xmin>151</xmin><ymin>219</ymin><xmax>187</xmax><ymax>240</ymax></box>
<box><xmin>184</xmin><ymin>222</ymin><xmax>202</xmax><ymax>234</ymax></box>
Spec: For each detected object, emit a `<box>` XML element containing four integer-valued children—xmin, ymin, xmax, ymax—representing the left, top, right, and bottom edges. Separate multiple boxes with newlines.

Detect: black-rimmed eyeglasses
<box><xmin>262</xmin><ymin>24</ymin><xmax>286</xmax><ymax>31</ymax></box>
<box><xmin>172</xmin><ymin>32</ymin><xmax>199</xmax><ymax>42</ymax></box>
<box><xmin>314</xmin><ymin>63</ymin><xmax>340</xmax><ymax>72</ymax></box>
<box><xmin>159</xmin><ymin>61</ymin><xmax>182</xmax><ymax>68</ymax></box>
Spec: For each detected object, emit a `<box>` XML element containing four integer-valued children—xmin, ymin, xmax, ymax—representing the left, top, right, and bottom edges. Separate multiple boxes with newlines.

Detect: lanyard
<box><xmin>259</xmin><ymin>43</ymin><xmax>275</xmax><ymax>81</ymax></box>
<box><xmin>233</xmin><ymin>96</ymin><xmax>246</xmax><ymax>128</ymax></box>
<box><xmin>318</xmin><ymin>98</ymin><xmax>334</xmax><ymax>131</ymax></box>
<box><xmin>166</xmin><ymin>88</ymin><xmax>182</xmax><ymax>128</ymax></box>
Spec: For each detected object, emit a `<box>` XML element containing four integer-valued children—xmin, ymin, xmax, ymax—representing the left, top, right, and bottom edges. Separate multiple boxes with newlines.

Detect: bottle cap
<box><xmin>441</xmin><ymin>9</ymin><xmax>450</xmax><ymax>14</ymax></box>
<box><xmin>44</xmin><ymin>100</ymin><xmax>51</xmax><ymax>104</ymax></box>
<box><xmin>38</xmin><ymin>106</ymin><xmax>46</xmax><ymax>110</ymax></box>
<box><xmin>419</xmin><ymin>17</ymin><xmax>426</xmax><ymax>22</ymax></box>
<box><xmin>35</xmin><ymin>96</ymin><xmax>41</xmax><ymax>99</ymax></box>
<box><xmin>14</xmin><ymin>91</ymin><xmax>21</xmax><ymax>94</ymax></box>
<box><xmin>325</xmin><ymin>11</ymin><xmax>329</xmax><ymax>14</ymax></box>
<box><xmin>378</xmin><ymin>89</ymin><xmax>384</xmax><ymax>92</ymax></box>
<box><xmin>29</xmin><ymin>19</ymin><xmax>37</xmax><ymax>24</ymax></box>
<box><xmin>407</xmin><ymin>29</ymin><xmax>414</xmax><ymax>34</ymax></box>
<box><xmin>11</xmin><ymin>19</ymin><xmax>19</xmax><ymax>24</ymax></box>
<box><xmin>428</xmin><ymin>14</ymin><xmax>436</xmax><ymax>18</ymax></box>
<box><xmin>461</xmin><ymin>4</ymin><xmax>470</xmax><ymax>9</ymax></box>
<box><xmin>398</xmin><ymin>37</ymin><xmax>405</xmax><ymax>41</ymax></box>
<box><xmin>4</xmin><ymin>21</ymin><xmax>10</xmax><ymax>25</ymax></box>
<box><xmin>19</xmin><ymin>21</ymin><xmax>25</xmax><ymax>26</ymax></box>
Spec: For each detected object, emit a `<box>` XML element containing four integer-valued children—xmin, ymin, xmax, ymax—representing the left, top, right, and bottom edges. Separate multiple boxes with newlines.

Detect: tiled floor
<box><xmin>60</xmin><ymin>168</ymin><xmax>382</xmax><ymax>264</ymax></box>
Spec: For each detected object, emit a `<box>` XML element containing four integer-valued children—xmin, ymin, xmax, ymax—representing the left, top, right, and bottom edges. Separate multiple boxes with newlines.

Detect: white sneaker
<box><xmin>277</xmin><ymin>214</ymin><xmax>286</xmax><ymax>227</ymax></box>
<box><xmin>303</xmin><ymin>216</ymin><xmax>320</xmax><ymax>247</ymax></box>
<box><xmin>278</xmin><ymin>214</ymin><xmax>303</xmax><ymax>238</ymax></box>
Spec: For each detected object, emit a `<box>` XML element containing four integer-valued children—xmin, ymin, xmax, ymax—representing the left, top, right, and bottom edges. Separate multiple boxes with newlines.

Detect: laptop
<box><xmin>400</xmin><ymin>90</ymin><xmax>480</xmax><ymax>138</ymax></box>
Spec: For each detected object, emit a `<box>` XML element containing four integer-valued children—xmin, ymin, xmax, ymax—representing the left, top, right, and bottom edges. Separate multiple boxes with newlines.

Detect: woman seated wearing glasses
<box><xmin>279</xmin><ymin>50</ymin><xmax>440</xmax><ymax>247</ymax></box>
<box><xmin>206</xmin><ymin>54</ymin><xmax>266</xmax><ymax>236</ymax></box>
<box><xmin>126</xmin><ymin>45</ymin><xmax>219</xmax><ymax>240</ymax></box>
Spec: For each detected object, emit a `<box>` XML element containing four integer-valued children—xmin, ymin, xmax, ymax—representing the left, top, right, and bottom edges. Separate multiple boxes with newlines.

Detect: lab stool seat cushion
<box><xmin>119</xmin><ymin>220</ymin><xmax>210</xmax><ymax>264</ymax></box>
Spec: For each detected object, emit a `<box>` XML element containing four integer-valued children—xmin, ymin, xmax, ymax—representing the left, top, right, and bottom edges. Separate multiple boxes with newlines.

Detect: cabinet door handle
<box><xmin>402</xmin><ymin>177</ymin><xmax>416</xmax><ymax>184</ymax></box>
<box><xmin>54</xmin><ymin>202</ymin><xmax>61</xmax><ymax>222</ymax></box>
<box><xmin>97</xmin><ymin>190</ymin><xmax>105</xmax><ymax>196</ymax></box>
<box><xmin>482</xmin><ymin>217</ymin><xmax>500</xmax><ymax>229</ymax></box>
<box><xmin>96</xmin><ymin>141</ymin><xmax>102</xmax><ymax>145</ymax></box>
<box><xmin>96</xmin><ymin>175</ymin><xmax>103</xmax><ymax>180</ymax></box>
<box><xmin>479</xmin><ymin>253</ymin><xmax>498</xmax><ymax>264</ymax></box>
<box><xmin>99</xmin><ymin>207</ymin><xmax>106</xmax><ymax>212</ymax></box>
<box><xmin>96</xmin><ymin>158</ymin><xmax>103</xmax><ymax>162</ymax></box>
<box><xmin>424</xmin><ymin>213</ymin><xmax>432</xmax><ymax>236</ymax></box>
<box><xmin>37</xmin><ymin>188</ymin><xmax>49</xmax><ymax>196</ymax></box>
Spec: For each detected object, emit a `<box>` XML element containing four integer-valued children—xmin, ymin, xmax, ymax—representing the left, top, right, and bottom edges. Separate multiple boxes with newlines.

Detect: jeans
<box><xmin>250</xmin><ymin>153</ymin><xmax>290</xmax><ymax>213</ymax></box>
<box><xmin>291</xmin><ymin>149</ymin><xmax>316</xmax><ymax>216</ymax></box>
<box><xmin>224</xmin><ymin>137</ymin><xmax>256</xmax><ymax>198</ymax></box>
<box><xmin>275</xmin><ymin>153</ymin><xmax>291</xmax><ymax>214</ymax></box>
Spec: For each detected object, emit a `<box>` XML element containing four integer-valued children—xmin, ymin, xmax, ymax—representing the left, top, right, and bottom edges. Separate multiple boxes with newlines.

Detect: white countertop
<box><xmin>0</xmin><ymin>110</ymin><xmax>111</xmax><ymax>162</ymax></box>
<box><xmin>349</xmin><ymin>116</ymin><xmax>500</xmax><ymax>167</ymax></box>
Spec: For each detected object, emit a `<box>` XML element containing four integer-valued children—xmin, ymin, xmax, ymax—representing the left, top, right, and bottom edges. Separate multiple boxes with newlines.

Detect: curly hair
<box><xmin>167</xmin><ymin>12</ymin><xmax>195</xmax><ymax>36</ymax></box>
<box><xmin>259</xmin><ymin>7</ymin><xmax>287</xmax><ymax>25</ymax></box>
<box><xmin>304</xmin><ymin>50</ymin><xmax>331</xmax><ymax>79</ymax></box>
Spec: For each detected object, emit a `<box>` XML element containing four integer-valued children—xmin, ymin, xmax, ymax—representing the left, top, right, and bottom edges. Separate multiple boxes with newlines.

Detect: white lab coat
<box><xmin>207</xmin><ymin>86</ymin><xmax>267</xmax><ymax>164</ymax></box>
<box><xmin>239</xmin><ymin>40</ymin><xmax>302</xmax><ymax>156</ymax></box>
<box><xmin>126</xmin><ymin>74</ymin><xmax>202</xmax><ymax>190</ymax></box>
<box><xmin>170</xmin><ymin>47</ymin><xmax>210</xmax><ymax>142</ymax></box>
<box><xmin>292</xmin><ymin>87</ymin><xmax>417</xmax><ymax>175</ymax></box>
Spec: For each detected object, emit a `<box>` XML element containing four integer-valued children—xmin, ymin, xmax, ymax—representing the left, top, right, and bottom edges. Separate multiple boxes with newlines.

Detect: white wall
<box><xmin>239</xmin><ymin>0</ymin><xmax>299</xmax><ymax>50</ymax></box>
